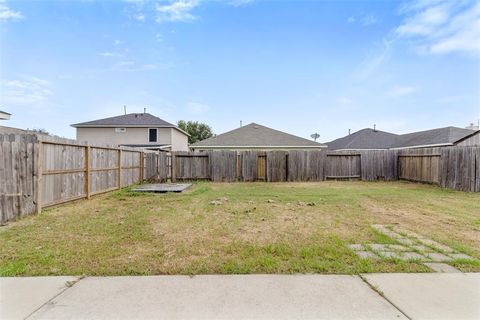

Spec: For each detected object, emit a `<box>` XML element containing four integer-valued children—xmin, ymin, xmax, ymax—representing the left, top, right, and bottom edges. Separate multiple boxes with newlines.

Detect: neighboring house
<box><xmin>190</xmin><ymin>122</ymin><xmax>326</xmax><ymax>151</ymax></box>
<box><xmin>71</xmin><ymin>113</ymin><xmax>189</xmax><ymax>151</ymax></box>
<box><xmin>0</xmin><ymin>110</ymin><xmax>11</xmax><ymax>120</ymax></box>
<box><xmin>327</xmin><ymin>126</ymin><xmax>480</xmax><ymax>150</ymax></box>
<box><xmin>326</xmin><ymin>128</ymin><xmax>398</xmax><ymax>151</ymax></box>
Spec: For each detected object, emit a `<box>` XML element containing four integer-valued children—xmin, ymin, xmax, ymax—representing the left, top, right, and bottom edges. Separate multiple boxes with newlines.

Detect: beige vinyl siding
<box><xmin>171</xmin><ymin>128</ymin><xmax>189</xmax><ymax>151</ymax></box>
<box><xmin>76</xmin><ymin>127</ymin><xmax>172</xmax><ymax>146</ymax></box>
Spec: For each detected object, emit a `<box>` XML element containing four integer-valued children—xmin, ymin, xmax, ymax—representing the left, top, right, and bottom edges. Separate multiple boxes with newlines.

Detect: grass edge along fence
<box><xmin>1</xmin><ymin>132</ymin><xmax>479</xmax><ymax>224</ymax></box>
<box><xmin>169</xmin><ymin>147</ymin><xmax>479</xmax><ymax>191</ymax></box>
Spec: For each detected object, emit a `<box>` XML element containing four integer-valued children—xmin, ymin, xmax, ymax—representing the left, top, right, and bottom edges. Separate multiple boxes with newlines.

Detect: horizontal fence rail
<box><xmin>1</xmin><ymin>132</ymin><xmax>479</xmax><ymax>224</ymax></box>
<box><xmin>1</xmin><ymin>133</ymin><xmax>160</xmax><ymax>224</ymax></box>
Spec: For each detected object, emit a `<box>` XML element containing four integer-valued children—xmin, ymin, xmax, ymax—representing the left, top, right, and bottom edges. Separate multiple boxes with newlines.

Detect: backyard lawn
<box><xmin>0</xmin><ymin>181</ymin><xmax>479</xmax><ymax>276</ymax></box>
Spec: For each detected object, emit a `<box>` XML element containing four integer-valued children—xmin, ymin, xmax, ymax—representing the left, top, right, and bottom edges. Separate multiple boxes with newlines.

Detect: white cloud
<box><xmin>0</xmin><ymin>0</ymin><xmax>23</xmax><ymax>22</ymax></box>
<box><xmin>124</xmin><ymin>0</ymin><xmax>255</xmax><ymax>24</ymax></box>
<box><xmin>396</xmin><ymin>0</ymin><xmax>480</xmax><ymax>55</ymax></box>
<box><xmin>155</xmin><ymin>0</ymin><xmax>199</xmax><ymax>23</ymax></box>
<box><xmin>0</xmin><ymin>77</ymin><xmax>53</xmax><ymax>105</ymax></box>
<box><xmin>347</xmin><ymin>14</ymin><xmax>377</xmax><ymax>26</ymax></box>
<box><xmin>186</xmin><ymin>102</ymin><xmax>210</xmax><ymax>114</ymax></box>
<box><xmin>134</xmin><ymin>13</ymin><xmax>145</xmax><ymax>21</ymax></box>
<box><xmin>227</xmin><ymin>0</ymin><xmax>255</xmax><ymax>7</ymax></box>
<box><xmin>387</xmin><ymin>86</ymin><xmax>418</xmax><ymax>97</ymax></box>
<box><xmin>99</xmin><ymin>52</ymin><xmax>115</xmax><ymax>57</ymax></box>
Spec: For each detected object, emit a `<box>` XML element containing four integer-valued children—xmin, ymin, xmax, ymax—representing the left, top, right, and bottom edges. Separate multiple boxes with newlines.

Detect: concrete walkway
<box><xmin>1</xmin><ymin>273</ymin><xmax>479</xmax><ymax>320</ymax></box>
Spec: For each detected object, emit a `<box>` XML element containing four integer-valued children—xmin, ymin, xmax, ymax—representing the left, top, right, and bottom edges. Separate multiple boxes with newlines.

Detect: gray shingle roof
<box><xmin>72</xmin><ymin>113</ymin><xmax>175</xmax><ymax>127</ymax></box>
<box><xmin>327</xmin><ymin>129</ymin><xmax>399</xmax><ymax>150</ymax></box>
<box><xmin>0</xmin><ymin>110</ymin><xmax>11</xmax><ymax>115</ymax></box>
<box><xmin>390</xmin><ymin>126</ymin><xmax>476</xmax><ymax>148</ymax></box>
<box><xmin>327</xmin><ymin>126</ymin><xmax>477</xmax><ymax>150</ymax></box>
<box><xmin>191</xmin><ymin>123</ymin><xmax>325</xmax><ymax>148</ymax></box>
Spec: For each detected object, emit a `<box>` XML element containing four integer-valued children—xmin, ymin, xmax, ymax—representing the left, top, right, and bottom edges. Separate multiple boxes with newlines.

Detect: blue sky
<box><xmin>1</xmin><ymin>0</ymin><xmax>479</xmax><ymax>142</ymax></box>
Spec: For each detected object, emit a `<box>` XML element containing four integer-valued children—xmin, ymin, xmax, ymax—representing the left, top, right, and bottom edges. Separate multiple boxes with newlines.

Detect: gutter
<box><xmin>389</xmin><ymin>143</ymin><xmax>453</xmax><ymax>150</ymax></box>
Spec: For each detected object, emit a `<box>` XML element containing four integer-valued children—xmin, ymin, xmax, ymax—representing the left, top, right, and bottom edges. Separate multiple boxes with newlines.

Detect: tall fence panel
<box><xmin>158</xmin><ymin>152</ymin><xmax>169</xmax><ymax>182</ymax></box>
<box><xmin>144</xmin><ymin>152</ymin><xmax>159</xmax><ymax>181</ymax></box>
<box><xmin>439</xmin><ymin>147</ymin><xmax>478</xmax><ymax>192</ymax></box>
<box><xmin>324</xmin><ymin>153</ymin><xmax>361</xmax><ymax>179</ymax></box>
<box><xmin>41</xmin><ymin>141</ymin><xmax>87</xmax><ymax>206</ymax></box>
<box><xmin>240</xmin><ymin>151</ymin><xmax>258</xmax><ymax>182</ymax></box>
<box><xmin>172</xmin><ymin>152</ymin><xmax>210</xmax><ymax>180</ymax></box>
<box><xmin>398</xmin><ymin>148</ymin><xmax>441</xmax><ymax>184</ymax></box>
<box><xmin>360</xmin><ymin>150</ymin><xmax>398</xmax><ymax>181</ymax></box>
<box><xmin>210</xmin><ymin>151</ymin><xmax>237</xmax><ymax>182</ymax></box>
<box><xmin>287</xmin><ymin>150</ymin><xmax>325</xmax><ymax>181</ymax></box>
<box><xmin>266</xmin><ymin>151</ymin><xmax>288</xmax><ymax>182</ymax></box>
<box><xmin>90</xmin><ymin>147</ymin><xmax>119</xmax><ymax>195</ymax></box>
<box><xmin>0</xmin><ymin>134</ymin><xmax>38</xmax><ymax>224</ymax></box>
<box><xmin>120</xmin><ymin>150</ymin><xmax>142</xmax><ymax>187</ymax></box>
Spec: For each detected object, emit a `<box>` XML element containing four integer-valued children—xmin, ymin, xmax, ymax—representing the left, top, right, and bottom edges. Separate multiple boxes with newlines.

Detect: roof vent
<box><xmin>254</xmin><ymin>125</ymin><xmax>259</xmax><ymax>129</ymax></box>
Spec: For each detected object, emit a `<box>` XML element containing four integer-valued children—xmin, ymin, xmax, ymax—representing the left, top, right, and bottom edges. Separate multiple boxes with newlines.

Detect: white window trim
<box><xmin>148</xmin><ymin>128</ymin><xmax>158</xmax><ymax>143</ymax></box>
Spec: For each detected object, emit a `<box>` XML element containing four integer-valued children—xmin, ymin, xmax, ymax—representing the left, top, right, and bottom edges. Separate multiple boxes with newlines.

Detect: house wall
<box><xmin>456</xmin><ymin>131</ymin><xmax>480</xmax><ymax>147</ymax></box>
<box><xmin>76</xmin><ymin>127</ymin><xmax>173</xmax><ymax>146</ymax></box>
<box><xmin>171</xmin><ymin>128</ymin><xmax>189</xmax><ymax>151</ymax></box>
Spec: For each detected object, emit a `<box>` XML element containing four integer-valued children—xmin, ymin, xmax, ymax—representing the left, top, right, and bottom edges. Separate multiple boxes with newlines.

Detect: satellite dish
<box><xmin>310</xmin><ymin>133</ymin><xmax>320</xmax><ymax>142</ymax></box>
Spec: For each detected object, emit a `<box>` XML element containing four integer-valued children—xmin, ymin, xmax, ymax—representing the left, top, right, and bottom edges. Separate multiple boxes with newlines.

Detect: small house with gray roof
<box><xmin>327</xmin><ymin>126</ymin><xmax>479</xmax><ymax>150</ymax></box>
<box><xmin>190</xmin><ymin>123</ymin><xmax>326</xmax><ymax>151</ymax></box>
<box><xmin>71</xmin><ymin>112</ymin><xmax>189</xmax><ymax>151</ymax></box>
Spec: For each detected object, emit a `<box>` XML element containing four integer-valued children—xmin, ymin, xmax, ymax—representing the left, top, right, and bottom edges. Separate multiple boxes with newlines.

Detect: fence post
<box><xmin>118</xmin><ymin>149</ymin><xmax>122</xmax><ymax>189</ymax></box>
<box><xmin>85</xmin><ymin>145</ymin><xmax>90</xmax><ymax>199</ymax></box>
<box><xmin>285</xmin><ymin>153</ymin><xmax>289</xmax><ymax>181</ymax></box>
<box><xmin>171</xmin><ymin>152</ymin><xmax>176</xmax><ymax>182</ymax></box>
<box><xmin>35</xmin><ymin>140</ymin><xmax>43</xmax><ymax>214</ymax></box>
<box><xmin>139</xmin><ymin>152</ymin><xmax>144</xmax><ymax>183</ymax></box>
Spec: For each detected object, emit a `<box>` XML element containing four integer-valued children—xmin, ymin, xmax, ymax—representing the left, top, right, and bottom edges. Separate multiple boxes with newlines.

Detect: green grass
<box><xmin>0</xmin><ymin>181</ymin><xmax>478</xmax><ymax>276</ymax></box>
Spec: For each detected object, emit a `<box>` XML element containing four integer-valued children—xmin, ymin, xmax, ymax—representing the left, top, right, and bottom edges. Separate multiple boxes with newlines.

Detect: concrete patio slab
<box><xmin>29</xmin><ymin>275</ymin><xmax>406</xmax><ymax>320</ymax></box>
<box><xmin>0</xmin><ymin>276</ymin><xmax>77</xmax><ymax>320</ymax></box>
<box><xmin>131</xmin><ymin>183</ymin><xmax>191</xmax><ymax>193</ymax></box>
<box><xmin>363</xmin><ymin>273</ymin><xmax>480</xmax><ymax>320</ymax></box>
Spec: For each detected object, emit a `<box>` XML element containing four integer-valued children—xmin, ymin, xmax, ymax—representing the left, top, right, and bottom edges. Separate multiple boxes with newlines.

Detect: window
<box><xmin>149</xmin><ymin>128</ymin><xmax>157</xmax><ymax>142</ymax></box>
<box><xmin>115</xmin><ymin>128</ymin><xmax>127</xmax><ymax>133</ymax></box>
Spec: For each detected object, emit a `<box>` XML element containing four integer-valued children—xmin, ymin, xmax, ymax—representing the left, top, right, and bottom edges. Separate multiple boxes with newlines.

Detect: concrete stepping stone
<box><xmin>417</xmin><ymin>239</ymin><xmax>454</xmax><ymax>252</ymax></box>
<box><xmin>424</xmin><ymin>252</ymin><xmax>453</xmax><ymax>262</ymax></box>
<box><xmin>410</xmin><ymin>245</ymin><xmax>433</xmax><ymax>253</ymax></box>
<box><xmin>449</xmin><ymin>253</ymin><xmax>476</xmax><ymax>261</ymax></box>
<box><xmin>400</xmin><ymin>252</ymin><xmax>426</xmax><ymax>261</ymax></box>
<box><xmin>377</xmin><ymin>251</ymin><xmax>402</xmax><ymax>259</ymax></box>
<box><xmin>387</xmin><ymin>245</ymin><xmax>409</xmax><ymax>251</ymax></box>
<box><xmin>397</xmin><ymin>238</ymin><xmax>415</xmax><ymax>245</ymax></box>
<box><xmin>369</xmin><ymin>244</ymin><xmax>389</xmax><ymax>251</ymax></box>
<box><xmin>355</xmin><ymin>251</ymin><xmax>378</xmax><ymax>259</ymax></box>
<box><xmin>347</xmin><ymin>244</ymin><xmax>364</xmax><ymax>251</ymax></box>
<box><xmin>424</xmin><ymin>263</ymin><xmax>461</xmax><ymax>273</ymax></box>
<box><xmin>371</xmin><ymin>225</ymin><xmax>403</xmax><ymax>238</ymax></box>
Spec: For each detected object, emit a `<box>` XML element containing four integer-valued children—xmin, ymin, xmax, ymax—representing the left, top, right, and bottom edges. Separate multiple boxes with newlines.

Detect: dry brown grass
<box><xmin>0</xmin><ymin>181</ymin><xmax>478</xmax><ymax>275</ymax></box>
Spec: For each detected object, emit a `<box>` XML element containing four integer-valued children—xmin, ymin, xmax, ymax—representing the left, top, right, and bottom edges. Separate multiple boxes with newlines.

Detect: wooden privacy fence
<box><xmin>398</xmin><ymin>146</ymin><xmax>480</xmax><ymax>192</ymax></box>
<box><xmin>169</xmin><ymin>147</ymin><xmax>479</xmax><ymax>191</ymax></box>
<box><xmin>1</xmin><ymin>134</ymin><xmax>160</xmax><ymax>224</ymax></box>
<box><xmin>2</xmin><ymin>133</ymin><xmax>479</xmax><ymax>224</ymax></box>
<box><xmin>170</xmin><ymin>150</ymin><xmax>401</xmax><ymax>183</ymax></box>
